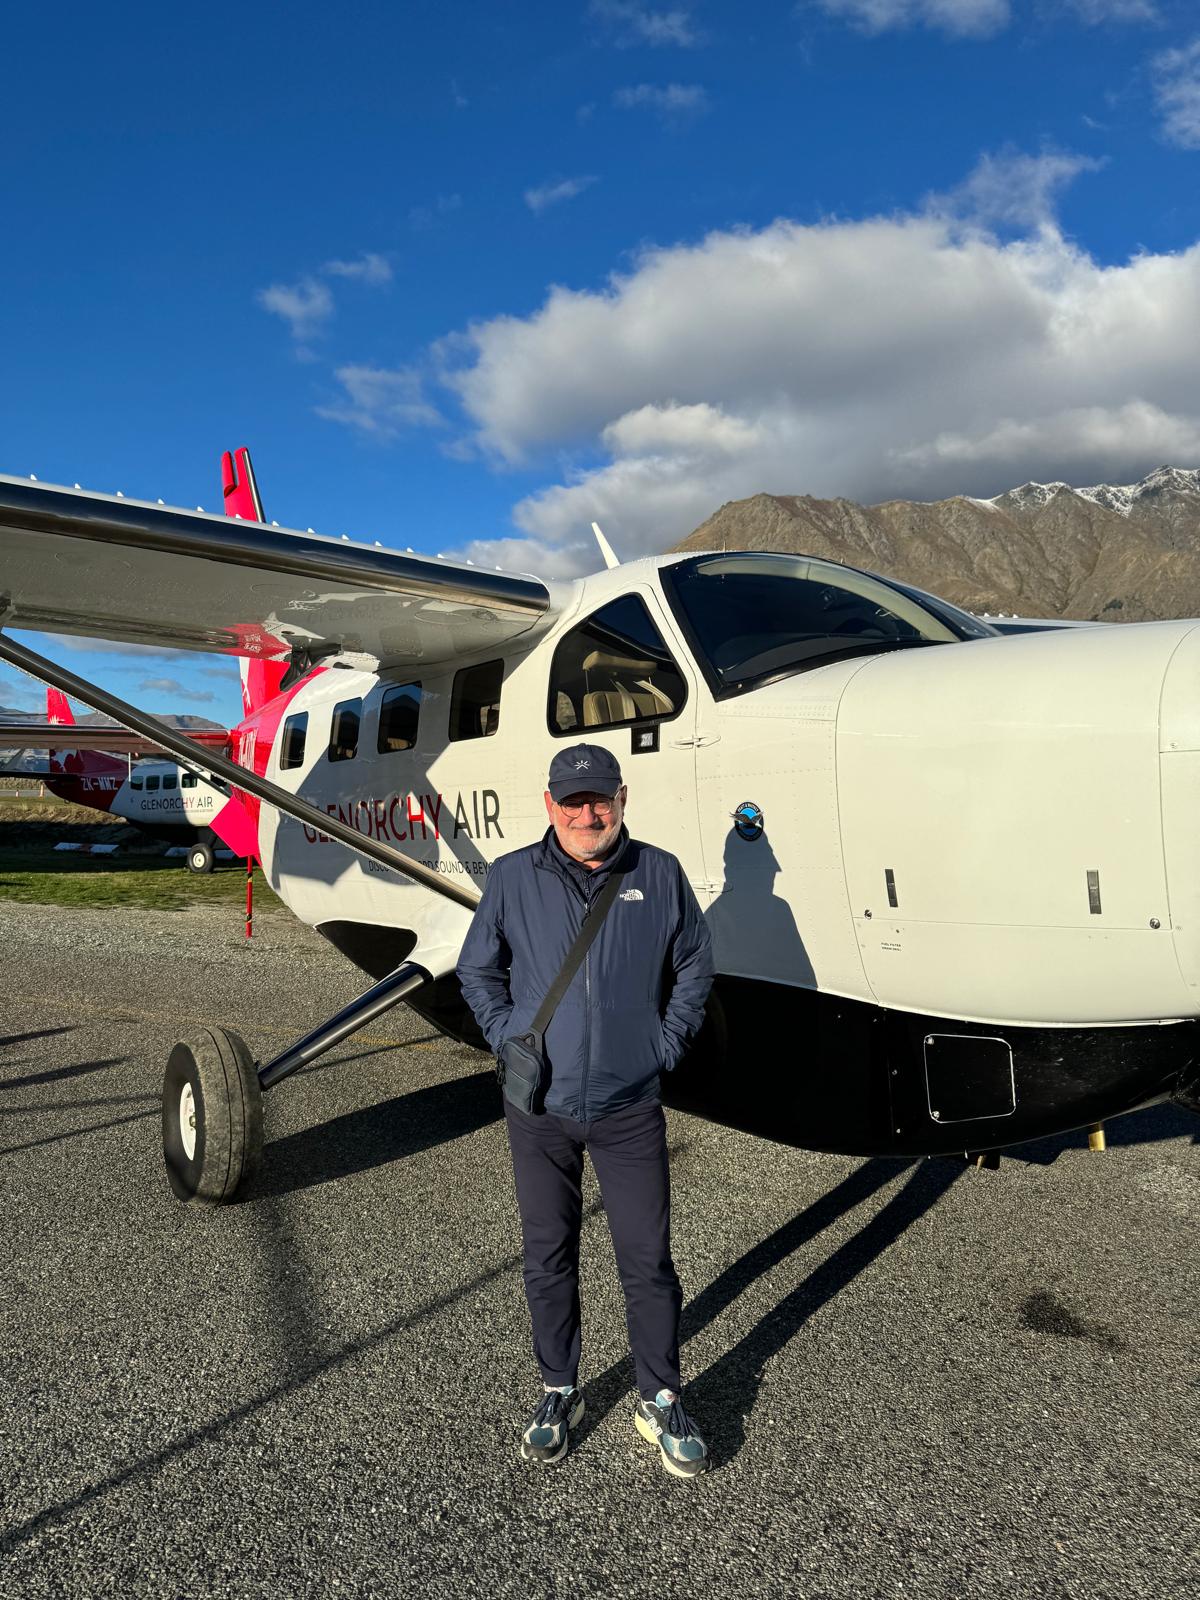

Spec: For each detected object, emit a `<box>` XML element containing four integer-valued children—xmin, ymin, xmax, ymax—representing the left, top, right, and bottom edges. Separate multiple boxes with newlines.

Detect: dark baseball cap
<box><xmin>547</xmin><ymin>743</ymin><xmax>624</xmax><ymax>801</ymax></box>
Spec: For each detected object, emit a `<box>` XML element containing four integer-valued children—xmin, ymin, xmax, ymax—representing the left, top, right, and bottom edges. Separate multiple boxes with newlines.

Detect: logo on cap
<box><xmin>575</xmin><ymin>759</ymin><xmax>590</xmax><ymax>771</ymax></box>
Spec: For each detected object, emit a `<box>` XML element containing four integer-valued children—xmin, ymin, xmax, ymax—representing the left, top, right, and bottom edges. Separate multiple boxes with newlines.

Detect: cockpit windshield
<box><xmin>661</xmin><ymin>553</ymin><xmax>995</xmax><ymax>697</ymax></box>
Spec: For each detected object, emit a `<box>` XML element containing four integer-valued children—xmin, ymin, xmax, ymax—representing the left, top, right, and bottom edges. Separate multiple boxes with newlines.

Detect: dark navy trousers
<box><xmin>504</xmin><ymin>1097</ymin><xmax>683</xmax><ymax>1401</ymax></box>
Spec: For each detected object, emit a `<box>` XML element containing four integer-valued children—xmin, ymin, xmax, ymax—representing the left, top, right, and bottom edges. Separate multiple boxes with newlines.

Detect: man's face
<box><xmin>544</xmin><ymin>785</ymin><xmax>627</xmax><ymax>866</ymax></box>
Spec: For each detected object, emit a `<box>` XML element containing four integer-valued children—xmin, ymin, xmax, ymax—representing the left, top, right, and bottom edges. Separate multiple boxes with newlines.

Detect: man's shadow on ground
<box><xmin>577</xmin><ymin>1156</ymin><xmax>961</xmax><ymax>1466</ymax></box>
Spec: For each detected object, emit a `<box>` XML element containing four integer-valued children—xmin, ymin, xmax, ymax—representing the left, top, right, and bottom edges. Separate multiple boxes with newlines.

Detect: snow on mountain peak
<box><xmin>1075</xmin><ymin>465</ymin><xmax>1200</xmax><ymax>516</ymax></box>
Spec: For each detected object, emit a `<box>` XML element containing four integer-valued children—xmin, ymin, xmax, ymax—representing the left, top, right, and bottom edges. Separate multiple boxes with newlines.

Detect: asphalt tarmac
<box><xmin>0</xmin><ymin>899</ymin><xmax>1196</xmax><ymax>1600</ymax></box>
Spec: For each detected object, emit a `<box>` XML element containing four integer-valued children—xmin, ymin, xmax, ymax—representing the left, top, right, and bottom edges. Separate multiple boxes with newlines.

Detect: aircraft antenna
<box><xmin>591</xmin><ymin>521</ymin><xmax>620</xmax><ymax>570</ymax></box>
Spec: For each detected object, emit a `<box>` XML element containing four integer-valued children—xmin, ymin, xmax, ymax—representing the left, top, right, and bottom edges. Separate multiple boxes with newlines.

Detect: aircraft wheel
<box><xmin>186</xmin><ymin>841</ymin><xmax>215</xmax><ymax>874</ymax></box>
<box><xmin>163</xmin><ymin>1027</ymin><xmax>263</xmax><ymax>1204</ymax></box>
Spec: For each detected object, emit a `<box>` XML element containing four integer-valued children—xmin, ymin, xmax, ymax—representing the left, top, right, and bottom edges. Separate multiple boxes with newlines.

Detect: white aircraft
<box><xmin>0</xmin><ymin>689</ymin><xmax>236</xmax><ymax>871</ymax></box>
<box><xmin>0</xmin><ymin>451</ymin><xmax>1196</xmax><ymax>1204</ymax></box>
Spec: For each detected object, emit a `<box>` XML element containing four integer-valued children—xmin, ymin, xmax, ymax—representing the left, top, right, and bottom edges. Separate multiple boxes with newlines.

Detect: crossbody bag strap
<box><xmin>529</xmin><ymin>867</ymin><xmax>628</xmax><ymax>1038</ymax></box>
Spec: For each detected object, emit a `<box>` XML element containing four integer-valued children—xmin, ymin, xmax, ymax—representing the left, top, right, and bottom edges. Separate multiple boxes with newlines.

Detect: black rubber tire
<box><xmin>162</xmin><ymin>1027</ymin><xmax>263</xmax><ymax>1204</ymax></box>
<box><xmin>186</xmin><ymin>841</ymin><xmax>215</xmax><ymax>875</ymax></box>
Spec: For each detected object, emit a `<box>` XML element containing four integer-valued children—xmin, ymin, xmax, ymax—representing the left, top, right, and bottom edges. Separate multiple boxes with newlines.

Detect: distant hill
<box><xmin>0</xmin><ymin>706</ymin><xmax>223</xmax><ymax>771</ymax></box>
<box><xmin>0</xmin><ymin>703</ymin><xmax>223</xmax><ymax>731</ymax></box>
<box><xmin>72</xmin><ymin>711</ymin><xmax>224</xmax><ymax>731</ymax></box>
<box><xmin>672</xmin><ymin>465</ymin><xmax>1200</xmax><ymax>622</ymax></box>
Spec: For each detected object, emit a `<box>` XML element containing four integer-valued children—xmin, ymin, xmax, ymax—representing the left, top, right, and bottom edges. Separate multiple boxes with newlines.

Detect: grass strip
<box><xmin>0</xmin><ymin>851</ymin><xmax>285</xmax><ymax>913</ymax></box>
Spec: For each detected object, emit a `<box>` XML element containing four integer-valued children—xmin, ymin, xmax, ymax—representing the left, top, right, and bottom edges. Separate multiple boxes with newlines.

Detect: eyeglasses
<box><xmin>557</xmin><ymin>795</ymin><xmax>618</xmax><ymax>818</ymax></box>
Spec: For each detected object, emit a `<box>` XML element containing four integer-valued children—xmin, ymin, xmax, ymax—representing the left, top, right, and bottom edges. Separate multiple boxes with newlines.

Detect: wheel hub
<box><xmin>179</xmin><ymin>1082</ymin><xmax>197</xmax><ymax>1161</ymax></box>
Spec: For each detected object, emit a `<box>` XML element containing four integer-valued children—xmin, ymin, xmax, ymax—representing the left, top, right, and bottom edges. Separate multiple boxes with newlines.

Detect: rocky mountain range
<box><xmin>674</xmin><ymin>466</ymin><xmax>1200</xmax><ymax>622</ymax></box>
<box><xmin>0</xmin><ymin>705</ymin><xmax>223</xmax><ymax>772</ymax></box>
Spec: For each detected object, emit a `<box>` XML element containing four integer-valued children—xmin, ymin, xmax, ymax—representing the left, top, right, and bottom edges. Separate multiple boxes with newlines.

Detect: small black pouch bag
<box><xmin>497</xmin><ymin>867</ymin><xmax>627</xmax><ymax>1116</ymax></box>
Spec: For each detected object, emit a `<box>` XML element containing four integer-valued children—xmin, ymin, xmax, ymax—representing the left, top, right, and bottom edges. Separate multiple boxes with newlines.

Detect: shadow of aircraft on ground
<box><xmin>254</xmin><ymin>1067</ymin><xmax>500</xmax><ymax>1199</ymax></box>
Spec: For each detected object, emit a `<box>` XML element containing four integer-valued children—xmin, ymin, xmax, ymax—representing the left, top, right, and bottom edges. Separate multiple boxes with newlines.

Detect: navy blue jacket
<box><xmin>457</xmin><ymin>827</ymin><xmax>714</xmax><ymax>1121</ymax></box>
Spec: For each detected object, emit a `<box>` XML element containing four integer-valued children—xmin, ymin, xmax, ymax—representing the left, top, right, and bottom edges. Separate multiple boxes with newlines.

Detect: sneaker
<box><xmin>520</xmin><ymin>1387</ymin><xmax>585</xmax><ymax>1464</ymax></box>
<box><xmin>634</xmin><ymin>1389</ymin><xmax>710</xmax><ymax>1478</ymax></box>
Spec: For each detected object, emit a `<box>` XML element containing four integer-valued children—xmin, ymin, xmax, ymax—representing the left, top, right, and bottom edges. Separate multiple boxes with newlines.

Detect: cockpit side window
<box><xmin>328</xmin><ymin>698</ymin><xmax>362</xmax><ymax>763</ymax></box>
<box><xmin>280</xmin><ymin>712</ymin><xmax>308</xmax><ymax>771</ymax></box>
<box><xmin>662</xmin><ymin>554</ymin><xmax>961</xmax><ymax>699</ymax></box>
<box><xmin>548</xmin><ymin>594</ymin><xmax>686</xmax><ymax>736</ymax></box>
<box><xmin>130</xmin><ymin>776</ymin><xmax>144</xmax><ymax>791</ymax></box>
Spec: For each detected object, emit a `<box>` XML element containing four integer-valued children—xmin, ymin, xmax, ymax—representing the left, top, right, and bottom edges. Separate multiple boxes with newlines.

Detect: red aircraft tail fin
<box><xmin>221</xmin><ymin>446</ymin><xmax>265</xmax><ymax>524</ymax></box>
<box><xmin>221</xmin><ymin>447</ymin><xmax>289</xmax><ymax>719</ymax></box>
<box><xmin>47</xmin><ymin>688</ymin><xmax>75</xmax><ymax>725</ymax></box>
<box><xmin>43</xmin><ymin>687</ymin><xmax>124</xmax><ymax>786</ymax></box>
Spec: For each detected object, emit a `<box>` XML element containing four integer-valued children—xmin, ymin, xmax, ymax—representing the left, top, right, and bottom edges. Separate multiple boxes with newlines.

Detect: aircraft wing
<box><xmin>0</xmin><ymin>477</ymin><xmax>560</xmax><ymax>668</ymax></box>
<box><xmin>0</xmin><ymin>721</ymin><xmax>232</xmax><ymax>756</ymax></box>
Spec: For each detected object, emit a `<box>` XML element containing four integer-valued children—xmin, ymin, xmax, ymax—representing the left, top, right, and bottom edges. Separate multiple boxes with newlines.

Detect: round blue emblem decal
<box><xmin>732</xmin><ymin>800</ymin><xmax>764</xmax><ymax>842</ymax></box>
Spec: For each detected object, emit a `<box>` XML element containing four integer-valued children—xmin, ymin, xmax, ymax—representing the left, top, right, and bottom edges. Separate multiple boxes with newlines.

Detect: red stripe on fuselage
<box><xmin>230</xmin><ymin>668</ymin><xmax>327</xmax><ymax>835</ymax></box>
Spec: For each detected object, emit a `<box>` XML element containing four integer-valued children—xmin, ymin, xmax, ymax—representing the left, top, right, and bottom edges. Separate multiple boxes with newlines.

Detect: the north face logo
<box><xmin>620</xmin><ymin>888</ymin><xmax>644</xmax><ymax>902</ymax></box>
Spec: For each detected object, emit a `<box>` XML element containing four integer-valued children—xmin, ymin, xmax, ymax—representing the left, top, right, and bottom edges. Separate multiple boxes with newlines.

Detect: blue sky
<box><xmin>2</xmin><ymin>0</ymin><xmax>1198</xmax><ymax>727</ymax></box>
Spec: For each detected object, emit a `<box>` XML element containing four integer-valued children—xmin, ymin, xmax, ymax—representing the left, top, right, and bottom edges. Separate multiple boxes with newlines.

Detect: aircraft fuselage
<box><xmin>236</xmin><ymin>552</ymin><xmax>1200</xmax><ymax>1157</ymax></box>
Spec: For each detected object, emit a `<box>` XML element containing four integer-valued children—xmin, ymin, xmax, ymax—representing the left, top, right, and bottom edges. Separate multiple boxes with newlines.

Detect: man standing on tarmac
<box><xmin>457</xmin><ymin>743</ymin><xmax>714</xmax><ymax>1477</ymax></box>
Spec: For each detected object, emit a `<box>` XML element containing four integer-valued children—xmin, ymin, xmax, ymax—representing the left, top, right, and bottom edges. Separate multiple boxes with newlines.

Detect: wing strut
<box><xmin>0</xmin><ymin>629</ymin><xmax>481</xmax><ymax>911</ymax></box>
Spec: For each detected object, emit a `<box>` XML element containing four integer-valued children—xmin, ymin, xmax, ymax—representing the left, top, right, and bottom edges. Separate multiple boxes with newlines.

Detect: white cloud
<box><xmin>612</xmin><ymin>82</ymin><xmax>709</xmax><ymax>118</ymax></box>
<box><xmin>1057</xmin><ymin>0</ymin><xmax>1157</xmax><ymax>20</ymax></box>
<box><xmin>257</xmin><ymin>278</ymin><xmax>334</xmax><ymax>342</ymax></box>
<box><xmin>138</xmin><ymin>677</ymin><xmax>215</xmax><ymax>704</ymax></box>
<box><xmin>602</xmin><ymin>401</ymin><xmax>766</xmax><ymax>457</ymax></box>
<box><xmin>589</xmin><ymin>1</ymin><xmax>702</xmax><ymax>46</ymax></box>
<box><xmin>929</xmin><ymin>147</ymin><xmax>1105</xmax><ymax>230</ymax></box>
<box><xmin>447</xmin><ymin>532</ymin><xmax>595</xmax><ymax>580</ymax></box>
<box><xmin>409</xmin><ymin>193</ymin><xmax>463</xmax><ymax>230</ymax></box>
<box><xmin>524</xmin><ymin>176</ymin><xmax>599</xmax><ymax>213</ymax></box>
<box><xmin>322</xmin><ymin>252</ymin><xmax>393</xmax><ymax>284</ymax></box>
<box><xmin>891</xmin><ymin>401</ymin><xmax>1200</xmax><ymax>479</ymax></box>
<box><xmin>316</xmin><ymin>364</ymin><xmax>443</xmax><ymax>437</ymax></box>
<box><xmin>0</xmin><ymin>672</ymin><xmax>41</xmax><ymax>711</ymax></box>
<box><xmin>810</xmin><ymin>0</ymin><xmax>1011</xmax><ymax>36</ymax></box>
<box><xmin>427</xmin><ymin>154</ymin><xmax>1200</xmax><ymax>570</ymax></box>
<box><xmin>1154</xmin><ymin>38</ymin><xmax>1200</xmax><ymax>149</ymax></box>
<box><xmin>259</xmin><ymin>252</ymin><xmax>392</xmax><ymax>346</ymax></box>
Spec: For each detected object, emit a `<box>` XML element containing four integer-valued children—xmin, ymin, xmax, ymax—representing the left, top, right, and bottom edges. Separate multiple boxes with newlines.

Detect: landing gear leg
<box><xmin>161</xmin><ymin>960</ymin><xmax>430</xmax><ymax>1204</ymax></box>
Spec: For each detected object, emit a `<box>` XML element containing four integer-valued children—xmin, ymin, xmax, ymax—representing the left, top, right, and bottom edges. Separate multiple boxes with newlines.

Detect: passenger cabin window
<box><xmin>450</xmin><ymin>660</ymin><xmax>502</xmax><ymax>741</ymax></box>
<box><xmin>130</xmin><ymin>776</ymin><xmax>143</xmax><ymax>791</ymax></box>
<box><xmin>181</xmin><ymin>772</ymin><xmax>197</xmax><ymax>789</ymax></box>
<box><xmin>163</xmin><ymin>773</ymin><xmax>177</xmax><ymax>791</ymax></box>
<box><xmin>328</xmin><ymin>698</ymin><xmax>361</xmax><ymax>763</ymax></box>
<box><xmin>548</xmin><ymin>594</ymin><xmax>686</xmax><ymax>735</ymax></box>
<box><xmin>280</xmin><ymin>712</ymin><xmax>308</xmax><ymax>771</ymax></box>
<box><xmin>378</xmin><ymin>683</ymin><xmax>422</xmax><ymax>753</ymax></box>
<box><xmin>146</xmin><ymin>775</ymin><xmax>160</xmax><ymax>791</ymax></box>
